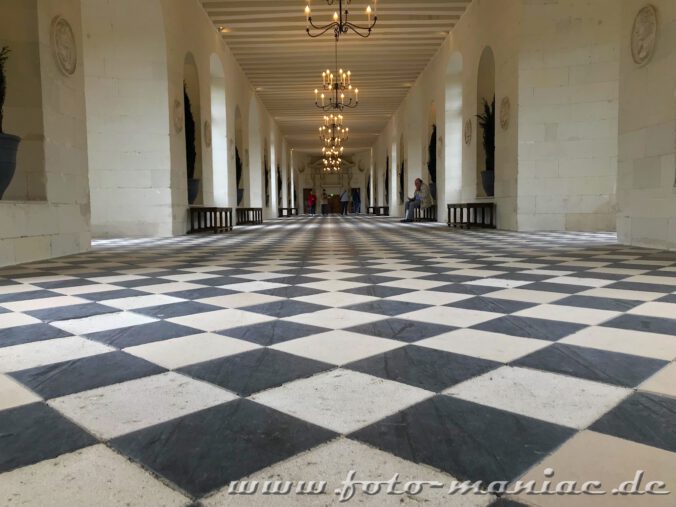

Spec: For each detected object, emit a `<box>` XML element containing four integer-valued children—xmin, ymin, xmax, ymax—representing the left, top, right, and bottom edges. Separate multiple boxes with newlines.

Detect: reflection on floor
<box><xmin>1</xmin><ymin>216</ymin><xmax>675</xmax><ymax>506</ymax></box>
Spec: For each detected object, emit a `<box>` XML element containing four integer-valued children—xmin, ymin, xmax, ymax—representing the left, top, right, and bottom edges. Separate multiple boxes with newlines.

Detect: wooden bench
<box><xmin>447</xmin><ymin>203</ymin><xmax>496</xmax><ymax>229</ymax></box>
<box><xmin>413</xmin><ymin>205</ymin><xmax>437</xmax><ymax>222</ymax></box>
<box><xmin>367</xmin><ymin>206</ymin><xmax>390</xmax><ymax>216</ymax></box>
<box><xmin>188</xmin><ymin>207</ymin><xmax>233</xmax><ymax>234</ymax></box>
<box><xmin>278</xmin><ymin>207</ymin><xmax>298</xmax><ymax>218</ymax></box>
<box><xmin>236</xmin><ymin>207</ymin><xmax>263</xmax><ymax>226</ymax></box>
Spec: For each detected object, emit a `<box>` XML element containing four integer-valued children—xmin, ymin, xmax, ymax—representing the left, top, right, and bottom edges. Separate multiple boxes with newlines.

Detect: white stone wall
<box><xmin>82</xmin><ymin>0</ymin><xmax>283</xmax><ymax>237</ymax></box>
<box><xmin>0</xmin><ymin>0</ymin><xmax>90</xmax><ymax>267</ymax></box>
<box><xmin>518</xmin><ymin>0</ymin><xmax>620</xmax><ymax>232</ymax></box>
<box><xmin>617</xmin><ymin>0</ymin><xmax>676</xmax><ymax>249</ymax></box>
<box><xmin>82</xmin><ymin>0</ymin><xmax>173</xmax><ymax>237</ymax></box>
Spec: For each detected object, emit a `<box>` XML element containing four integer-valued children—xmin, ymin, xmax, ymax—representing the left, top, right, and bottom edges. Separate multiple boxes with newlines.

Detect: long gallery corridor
<box><xmin>1</xmin><ymin>216</ymin><xmax>675</xmax><ymax>505</ymax></box>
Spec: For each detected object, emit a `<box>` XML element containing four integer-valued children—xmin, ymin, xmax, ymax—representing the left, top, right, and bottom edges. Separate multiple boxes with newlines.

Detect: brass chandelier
<box><xmin>319</xmin><ymin>113</ymin><xmax>349</xmax><ymax>145</ymax></box>
<box><xmin>305</xmin><ymin>0</ymin><xmax>377</xmax><ymax>40</ymax></box>
<box><xmin>313</xmin><ymin>41</ymin><xmax>359</xmax><ymax>111</ymax></box>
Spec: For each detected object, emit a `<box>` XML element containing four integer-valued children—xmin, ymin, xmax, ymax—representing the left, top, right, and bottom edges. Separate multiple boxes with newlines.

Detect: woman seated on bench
<box><xmin>401</xmin><ymin>178</ymin><xmax>434</xmax><ymax>222</ymax></box>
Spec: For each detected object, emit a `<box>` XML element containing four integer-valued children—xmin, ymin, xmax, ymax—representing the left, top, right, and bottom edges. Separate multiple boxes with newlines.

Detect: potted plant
<box><xmin>184</xmin><ymin>85</ymin><xmax>200</xmax><ymax>204</ymax></box>
<box><xmin>476</xmin><ymin>96</ymin><xmax>495</xmax><ymax>197</ymax></box>
<box><xmin>0</xmin><ymin>47</ymin><xmax>20</xmax><ymax>200</ymax></box>
<box><xmin>235</xmin><ymin>147</ymin><xmax>244</xmax><ymax>205</ymax></box>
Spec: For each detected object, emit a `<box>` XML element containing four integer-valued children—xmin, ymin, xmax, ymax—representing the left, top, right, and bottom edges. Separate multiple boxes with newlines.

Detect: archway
<box><xmin>183</xmin><ymin>53</ymin><xmax>202</xmax><ymax>205</ymax></box>
<box><xmin>476</xmin><ymin>47</ymin><xmax>495</xmax><ymax>198</ymax></box>
<box><xmin>209</xmin><ymin>54</ymin><xmax>228</xmax><ymax>206</ymax></box>
<box><xmin>445</xmin><ymin>52</ymin><xmax>463</xmax><ymax>206</ymax></box>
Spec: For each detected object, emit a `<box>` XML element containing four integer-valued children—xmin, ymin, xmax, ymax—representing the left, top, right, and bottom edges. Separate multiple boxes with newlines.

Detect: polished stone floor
<box><xmin>1</xmin><ymin>216</ymin><xmax>675</xmax><ymax>506</ymax></box>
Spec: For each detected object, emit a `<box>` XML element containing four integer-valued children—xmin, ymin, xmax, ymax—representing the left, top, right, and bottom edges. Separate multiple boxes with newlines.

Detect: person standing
<box><xmin>321</xmin><ymin>190</ymin><xmax>329</xmax><ymax>216</ymax></box>
<box><xmin>339</xmin><ymin>188</ymin><xmax>349</xmax><ymax>215</ymax></box>
<box><xmin>307</xmin><ymin>191</ymin><xmax>317</xmax><ymax>216</ymax></box>
<box><xmin>352</xmin><ymin>189</ymin><xmax>361</xmax><ymax>214</ymax></box>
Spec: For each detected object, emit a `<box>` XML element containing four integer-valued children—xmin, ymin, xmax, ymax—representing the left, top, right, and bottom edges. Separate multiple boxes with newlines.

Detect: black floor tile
<box><xmin>258</xmin><ymin>286</ymin><xmax>325</xmax><ymax>298</ymax></box>
<box><xmin>346</xmin><ymin>345</ymin><xmax>500</xmax><ymax>392</ymax></box>
<box><xmin>433</xmin><ymin>283</ymin><xmax>501</xmax><ymax>296</ymax></box>
<box><xmin>11</xmin><ymin>351</ymin><xmax>166</xmax><ymax>399</ymax></box>
<box><xmin>86</xmin><ymin>321</ymin><xmax>201</xmax><ymax>348</ymax></box>
<box><xmin>552</xmin><ymin>295</ymin><xmax>643</xmax><ymax>312</ymax></box>
<box><xmin>164</xmin><ymin>287</ymin><xmax>236</xmax><ymax>300</ymax></box>
<box><xmin>114</xmin><ymin>278</ymin><xmax>171</xmax><ymax>288</ymax></box>
<box><xmin>27</xmin><ymin>303</ymin><xmax>119</xmax><ymax>323</ymax></box>
<box><xmin>0</xmin><ymin>323</ymin><xmax>72</xmax><ymax>348</ymax></box>
<box><xmin>349</xmin><ymin>396</ymin><xmax>575</xmax><ymax>483</ymax></box>
<box><xmin>179</xmin><ymin>348</ymin><xmax>332</xmax><ymax>396</ymax></box>
<box><xmin>0</xmin><ymin>290</ymin><xmax>60</xmax><ymax>304</ymax></box>
<box><xmin>602</xmin><ymin>314</ymin><xmax>676</xmax><ymax>336</ymax></box>
<box><xmin>133</xmin><ymin>301</ymin><xmax>222</xmax><ymax>319</ymax></box>
<box><xmin>343</xmin><ymin>300</ymin><xmax>428</xmax><ymax>317</ymax></box>
<box><xmin>78</xmin><ymin>289</ymin><xmax>147</xmax><ymax>302</ymax></box>
<box><xmin>590</xmin><ymin>393</ymin><xmax>676</xmax><ymax>453</ymax></box>
<box><xmin>342</xmin><ymin>285</ymin><xmax>416</xmax><ymax>298</ymax></box>
<box><xmin>473</xmin><ymin>316</ymin><xmax>585</xmax><ymax>341</ymax></box>
<box><xmin>243</xmin><ymin>300</ymin><xmax>330</xmax><ymax>318</ymax></box>
<box><xmin>110</xmin><ymin>399</ymin><xmax>337</xmax><ymax>497</ymax></box>
<box><xmin>0</xmin><ymin>403</ymin><xmax>97</xmax><ymax>473</ymax></box>
<box><xmin>512</xmin><ymin>343</ymin><xmax>668</xmax><ymax>387</ymax></box>
<box><xmin>447</xmin><ymin>296</ymin><xmax>534</xmax><ymax>314</ymax></box>
<box><xmin>518</xmin><ymin>282</ymin><xmax>587</xmax><ymax>294</ymax></box>
<box><xmin>33</xmin><ymin>279</ymin><xmax>98</xmax><ymax>289</ymax></box>
<box><xmin>606</xmin><ymin>281</ymin><xmax>676</xmax><ymax>294</ymax></box>
<box><xmin>345</xmin><ymin>318</ymin><xmax>456</xmax><ymax>343</ymax></box>
<box><xmin>221</xmin><ymin>320</ymin><xmax>330</xmax><ymax>346</ymax></box>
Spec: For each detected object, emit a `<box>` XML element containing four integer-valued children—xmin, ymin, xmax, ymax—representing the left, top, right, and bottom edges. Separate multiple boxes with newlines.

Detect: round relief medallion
<box><xmin>631</xmin><ymin>4</ymin><xmax>658</xmax><ymax>66</ymax></box>
<box><xmin>204</xmin><ymin>120</ymin><xmax>212</xmax><ymax>147</ymax></box>
<box><xmin>464</xmin><ymin>118</ymin><xmax>472</xmax><ymax>145</ymax></box>
<box><xmin>173</xmin><ymin>99</ymin><xmax>184</xmax><ymax>134</ymax></box>
<box><xmin>500</xmin><ymin>96</ymin><xmax>511</xmax><ymax>130</ymax></box>
<box><xmin>51</xmin><ymin>16</ymin><xmax>77</xmax><ymax>76</ymax></box>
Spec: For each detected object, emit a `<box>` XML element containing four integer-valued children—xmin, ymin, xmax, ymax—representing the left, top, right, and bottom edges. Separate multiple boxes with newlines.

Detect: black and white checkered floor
<box><xmin>1</xmin><ymin>216</ymin><xmax>675</xmax><ymax>506</ymax></box>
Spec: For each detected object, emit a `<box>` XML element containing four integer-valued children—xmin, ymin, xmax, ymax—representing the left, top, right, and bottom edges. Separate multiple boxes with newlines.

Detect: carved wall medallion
<box><xmin>464</xmin><ymin>118</ymin><xmax>472</xmax><ymax>145</ymax></box>
<box><xmin>500</xmin><ymin>96</ymin><xmax>511</xmax><ymax>130</ymax></box>
<box><xmin>631</xmin><ymin>4</ymin><xmax>658</xmax><ymax>66</ymax></box>
<box><xmin>51</xmin><ymin>16</ymin><xmax>77</xmax><ymax>76</ymax></box>
<box><xmin>173</xmin><ymin>99</ymin><xmax>184</xmax><ymax>134</ymax></box>
<box><xmin>204</xmin><ymin>120</ymin><xmax>212</xmax><ymax>147</ymax></box>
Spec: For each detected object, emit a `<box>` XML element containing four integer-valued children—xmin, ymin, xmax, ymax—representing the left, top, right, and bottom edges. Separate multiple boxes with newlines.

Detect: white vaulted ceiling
<box><xmin>200</xmin><ymin>0</ymin><xmax>472</xmax><ymax>154</ymax></box>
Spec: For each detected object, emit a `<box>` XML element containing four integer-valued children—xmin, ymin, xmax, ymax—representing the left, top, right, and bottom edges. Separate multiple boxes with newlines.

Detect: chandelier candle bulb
<box><xmin>367</xmin><ymin>5</ymin><xmax>371</xmax><ymax>22</ymax></box>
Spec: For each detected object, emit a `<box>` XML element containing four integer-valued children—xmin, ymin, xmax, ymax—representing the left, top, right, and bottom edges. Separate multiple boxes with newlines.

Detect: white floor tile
<box><xmin>417</xmin><ymin>328</ymin><xmax>550</xmax><ymax>363</ymax></box>
<box><xmin>51</xmin><ymin>312</ymin><xmax>157</xmax><ymax>335</ymax></box>
<box><xmin>445</xmin><ymin>366</ymin><xmax>630</xmax><ymax>429</ymax></box>
<box><xmin>49</xmin><ymin>372</ymin><xmax>236</xmax><ymax>439</ymax></box>
<box><xmin>168</xmin><ymin>308</ymin><xmax>274</xmax><ymax>332</ymax></box>
<box><xmin>0</xmin><ymin>445</ymin><xmax>189</xmax><ymax>507</ymax></box>
<box><xmin>124</xmin><ymin>333</ymin><xmax>260</xmax><ymax>369</ymax></box>
<box><xmin>251</xmin><ymin>369</ymin><xmax>432</xmax><ymax>433</ymax></box>
<box><xmin>0</xmin><ymin>337</ymin><xmax>112</xmax><ymax>373</ymax></box>
<box><xmin>272</xmin><ymin>330</ymin><xmax>403</xmax><ymax>365</ymax></box>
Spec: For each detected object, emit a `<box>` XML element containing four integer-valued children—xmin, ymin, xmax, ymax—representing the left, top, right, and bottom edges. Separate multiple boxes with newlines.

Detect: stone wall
<box><xmin>518</xmin><ymin>0</ymin><xmax>620</xmax><ymax>232</ymax></box>
<box><xmin>0</xmin><ymin>0</ymin><xmax>90</xmax><ymax>267</ymax></box>
<box><xmin>617</xmin><ymin>0</ymin><xmax>676</xmax><ymax>250</ymax></box>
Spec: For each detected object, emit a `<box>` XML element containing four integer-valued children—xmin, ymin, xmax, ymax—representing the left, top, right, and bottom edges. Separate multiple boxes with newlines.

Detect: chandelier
<box><xmin>322</xmin><ymin>144</ymin><xmax>344</xmax><ymax>157</ymax></box>
<box><xmin>319</xmin><ymin>114</ymin><xmax>349</xmax><ymax>145</ymax></box>
<box><xmin>314</xmin><ymin>67</ymin><xmax>358</xmax><ymax>111</ymax></box>
<box><xmin>305</xmin><ymin>0</ymin><xmax>377</xmax><ymax>40</ymax></box>
<box><xmin>322</xmin><ymin>154</ymin><xmax>343</xmax><ymax>172</ymax></box>
<box><xmin>313</xmin><ymin>41</ymin><xmax>359</xmax><ymax>111</ymax></box>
